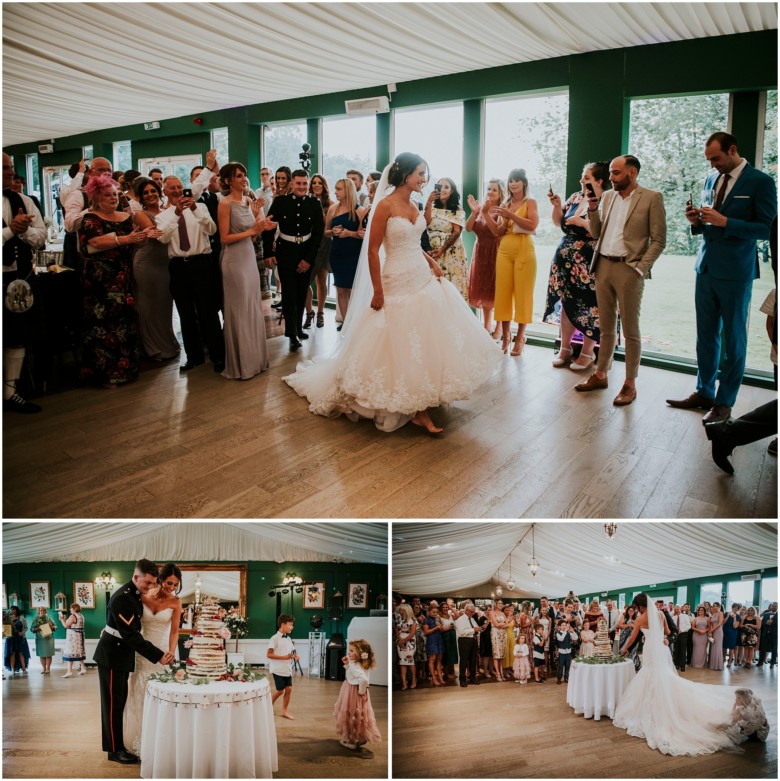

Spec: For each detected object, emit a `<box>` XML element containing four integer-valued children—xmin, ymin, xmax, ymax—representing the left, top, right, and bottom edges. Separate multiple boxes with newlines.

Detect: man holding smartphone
<box><xmin>668</xmin><ymin>131</ymin><xmax>777</xmax><ymax>424</ymax></box>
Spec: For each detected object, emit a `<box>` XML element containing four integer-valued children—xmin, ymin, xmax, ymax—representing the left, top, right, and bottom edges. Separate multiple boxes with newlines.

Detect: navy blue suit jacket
<box><xmin>693</xmin><ymin>163</ymin><xmax>777</xmax><ymax>282</ymax></box>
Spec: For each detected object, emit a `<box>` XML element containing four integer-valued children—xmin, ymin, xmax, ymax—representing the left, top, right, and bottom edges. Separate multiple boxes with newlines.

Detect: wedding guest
<box><xmin>31</xmin><ymin>607</ymin><xmax>56</xmax><ymax>674</ymax></box>
<box><xmin>617</xmin><ymin>605</ymin><xmax>636</xmax><ymax>655</ymax></box>
<box><xmin>267</xmin><ymin>614</ymin><xmax>298</xmax><ymax>719</ymax></box>
<box><xmin>79</xmin><ymin>173</ymin><xmax>147</xmax><ymax>387</ymax></box>
<box><xmin>61</xmin><ymin>603</ymin><xmax>86</xmax><ymax>677</ymax></box>
<box><xmin>346</xmin><ymin>169</ymin><xmax>366</xmax><ymax>206</ymax></box>
<box><xmin>604</xmin><ymin>599</ymin><xmax>621</xmax><ymax>653</ymax></box>
<box><xmin>218</xmin><ymin>162</ymin><xmax>274</xmax><ymax>380</ymax></box>
<box><xmin>489</xmin><ymin>601</ymin><xmax>508</xmax><ymax>681</ymax></box>
<box><xmin>758</xmin><ymin>603</ymin><xmax>777</xmax><ymax>667</ymax></box>
<box><xmin>413</xmin><ymin>610</ymin><xmax>427</xmax><ymax>683</ymax></box>
<box><xmin>682</xmin><ymin>603</ymin><xmax>694</xmax><ymax>665</ymax></box>
<box><xmin>672</xmin><ymin>605</ymin><xmax>692</xmax><ymax>671</ymax></box>
<box><xmin>544</xmin><ymin>162</ymin><xmax>609</xmax><ymax>368</ymax></box>
<box><xmin>454</xmin><ymin>602</ymin><xmax>481</xmax><ymax>688</ymax></box>
<box><xmin>555</xmin><ymin>619</ymin><xmax>574</xmax><ymax>684</ymax></box>
<box><xmin>708</xmin><ymin>603</ymin><xmax>725</xmax><ymax>670</ymax></box>
<box><xmin>395</xmin><ymin>603</ymin><xmax>417</xmax><ymax>690</ymax></box>
<box><xmin>439</xmin><ymin>603</ymin><xmax>458</xmax><ymax>682</ymax></box>
<box><xmin>326</xmin><ymin>178</ymin><xmax>363</xmax><ymax>325</ymax></box>
<box><xmin>466</xmin><ymin>179</ymin><xmax>503</xmax><ymax>334</ymax></box>
<box><xmin>583</xmin><ymin>599</ymin><xmax>604</xmax><ymax>632</ymax></box>
<box><xmin>502</xmin><ymin>604</ymin><xmax>516</xmax><ymax>679</ymax></box>
<box><xmin>489</xmin><ymin>168</ymin><xmax>539</xmax><ymax>356</ymax></box>
<box><xmin>538</xmin><ymin>605</ymin><xmax>554</xmax><ymax>670</ymax></box>
<box><xmin>3</xmin><ymin>606</ymin><xmax>29</xmax><ymax>674</ymax></box>
<box><xmin>691</xmin><ymin>606</ymin><xmax>711</xmax><ymax>668</ymax></box>
<box><xmin>334</xmin><ymin>639</ymin><xmax>381</xmax><ymax>751</ymax></box>
<box><xmin>739</xmin><ymin>607</ymin><xmax>761</xmax><ymax>668</ymax></box>
<box><xmin>532</xmin><ymin>623</ymin><xmax>546</xmax><ymax>682</ymax></box>
<box><xmin>425</xmin><ymin>177</ymin><xmax>469</xmax><ymax>301</ymax></box>
<box><xmin>305</xmin><ymin>174</ymin><xmax>333</xmax><ymax>329</ymax></box>
<box><xmin>422</xmin><ymin>604</ymin><xmax>445</xmax><ymax>686</ymax></box>
<box><xmin>131</xmin><ymin>177</ymin><xmax>180</xmax><ymax>362</ymax></box>
<box><xmin>723</xmin><ymin>603</ymin><xmax>742</xmax><ymax>668</ymax></box>
<box><xmin>476</xmin><ymin>606</ymin><xmax>493</xmax><ymax>679</ymax></box>
<box><xmin>514</xmin><ymin>632</ymin><xmax>531</xmax><ymax>684</ymax></box>
<box><xmin>579</xmin><ymin>623</ymin><xmax>595</xmax><ymax>657</ymax></box>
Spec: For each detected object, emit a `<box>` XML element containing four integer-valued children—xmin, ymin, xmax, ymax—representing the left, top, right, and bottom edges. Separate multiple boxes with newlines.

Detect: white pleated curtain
<box><xmin>1</xmin><ymin>522</ymin><xmax>387</xmax><ymax>564</ymax></box>
<box><xmin>392</xmin><ymin>522</ymin><xmax>777</xmax><ymax>598</ymax></box>
<box><xmin>3</xmin><ymin>3</ymin><xmax>777</xmax><ymax>145</ymax></box>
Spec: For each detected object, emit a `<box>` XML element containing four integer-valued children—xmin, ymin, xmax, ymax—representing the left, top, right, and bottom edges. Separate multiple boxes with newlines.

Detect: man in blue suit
<box><xmin>668</xmin><ymin>132</ymin><xmax>777</xmax><ymax>423</ymax></box>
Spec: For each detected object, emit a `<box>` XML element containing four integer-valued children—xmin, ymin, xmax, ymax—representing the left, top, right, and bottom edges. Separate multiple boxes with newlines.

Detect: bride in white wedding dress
<box><xmin>284</xmin><ymin>153</ymin><xmax>502</xmax><ymax>433</ymax></box>
<box><xmin>123</xmin><ymin>564</ymin><xmax>182</xmax><ymax>755</ymax></box>
<box><xmin>613</xmin><ymin>593</ymin><xmax>767</xmax><ymax>755</ymax></box>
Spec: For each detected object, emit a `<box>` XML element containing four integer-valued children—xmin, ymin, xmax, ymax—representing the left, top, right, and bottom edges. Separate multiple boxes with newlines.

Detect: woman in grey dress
<box><xmin>132</xmin><ymin>178</ymin><xmax>181</xmax><ymax>361</ymax></box>
<box><xmin>218</xmin><ymin>163</ymin><xmax>276</xmax><ymax>379</ymax></box>
<box><xmin>691</xmin><ymin>606</ymin><xmax>711</xmax><ymax>668</ymax></box>
<box><xmin>707</xmin><ymin>603</ymin><xmax>724</xmax><ymax>670</ymax></box>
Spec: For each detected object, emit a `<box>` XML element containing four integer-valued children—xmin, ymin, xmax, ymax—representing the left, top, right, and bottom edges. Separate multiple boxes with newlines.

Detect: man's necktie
<box><xmin>178</xmin><ymin>213</ymin><xmax>191</xmax><ymax>252</ymax></box>
<box><xmin>713</xmin><ymin>173</ymin><xmax>730</xmax><ymax>211</ymax></box>
<box><xmin>676</xmin><ymin>615</ymin><xmax>680</xmax><ymax>631</ymax></box>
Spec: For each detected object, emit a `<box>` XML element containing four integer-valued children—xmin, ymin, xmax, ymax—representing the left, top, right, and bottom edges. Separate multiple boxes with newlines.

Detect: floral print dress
<box><xmin>543</xmin><ymin>192</ymin><xmax>600</xmax><ymax>342</ymax></box>
<box><xmin>427</xmin><ymin>207</ymin><xmax>468</xmax><ymax>301</ymax></box>
<box><xmin>78</xmin><ymin>213</ymin><xmax>142</xmax><ymax>385</ymax></box>
<box><xmin>396</xmin><ymin>619</ymin><xmax>416</xmax><ymax>666</ymax></box>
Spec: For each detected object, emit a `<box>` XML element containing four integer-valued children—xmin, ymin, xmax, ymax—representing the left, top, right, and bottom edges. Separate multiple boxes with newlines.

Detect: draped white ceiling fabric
<box><xmin>2</xmin><ymin>2</ymin><xmax>777</xmax><ymax>146</ymax></box>
<box><xmin>1</xmin><ymin>522</ymin><xmax>387</xmax><ymax>564</ymax></box>
<box><xmin>393</xmin><ymin>522</ymin><xmax>778</xmax><ymax>597</ymax></box>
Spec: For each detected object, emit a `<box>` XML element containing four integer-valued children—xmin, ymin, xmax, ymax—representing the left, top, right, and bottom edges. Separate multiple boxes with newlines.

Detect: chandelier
<box><xmin>528</xmin><ymin>523</ymin><xmax>540</xmax><ymax>577</ymax></box>
<box><xmin>507</xmin><ymin>552</ymin><xmax>515</xmax><ymax>592</ymax></box>
<box><xmin>604</xmin><ymin>522</ymin><xmax>618</xmax><ymax>539</ymax></box>
<box><xmin>95</xmin><ymin>572</ymin><xmax>116</xmax><ymax>590</ymax></box>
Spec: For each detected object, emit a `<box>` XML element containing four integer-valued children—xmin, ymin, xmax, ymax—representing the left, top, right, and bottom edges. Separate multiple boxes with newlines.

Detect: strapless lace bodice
<box><xmin>382</xmin><ymin>214</ymin><xmax>433</xmax><ymax>297</ymax></box>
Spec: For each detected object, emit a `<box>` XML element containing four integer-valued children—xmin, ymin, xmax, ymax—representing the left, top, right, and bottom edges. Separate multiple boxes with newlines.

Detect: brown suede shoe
<box><xmin>613</xmin><ymin>384</ymin><xmax>637</xmax><ymax>406</ymax></box>
<box><xmin>574</xmin><ymin>373</ymin><xmax>608</xmax><ymax>392</ymax></box>
<box><xmin>666</xmin><ymin>391</ymin><xmax>714</xmax><ymax>410</ymax></box>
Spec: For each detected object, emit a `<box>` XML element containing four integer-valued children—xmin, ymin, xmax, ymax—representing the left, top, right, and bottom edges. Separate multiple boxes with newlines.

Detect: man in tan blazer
<box><xmin>575</xmin><ymin>155</ymin><xmax>666</xmax><ymax>405</ymax></box>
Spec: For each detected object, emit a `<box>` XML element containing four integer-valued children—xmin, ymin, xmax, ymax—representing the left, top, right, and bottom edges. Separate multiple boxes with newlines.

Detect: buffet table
<box><xmin>566</xmin><ymin>659</ymin><xmax>635</xmax><ymax>720</ymax></box>
<box><xmin>140</xmin><ymin>678</ymin><xmax>277</xmax><ymax>778</ymax></box>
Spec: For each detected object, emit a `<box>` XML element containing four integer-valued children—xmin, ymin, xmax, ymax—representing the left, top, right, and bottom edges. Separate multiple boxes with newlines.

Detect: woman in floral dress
<box><xmin>61</xmin><ymin>603</ymin><xmax>86</xmax><ymax>677</ymax></box>
<box><xmin>543</xmin><ymin>162</ymin><xmax>609</xmax><ymax>370</ymax></box>
<box><xmin>489</xmin><ymin>601</ymin><xmax>508</xmax><ymax>680</ymax></box>
<box><xmin>425</xmin><ymin>177</ymin><xmax>468</xmax><ymax>301</ymax></box>
<box><xmin>395</xmin><ymin>603</ymin><xmax>417</xmax><ymax>690</ymax></box>
<box><xmin>78</xmin><ymin>173</ymin><xmax>148</xmax><ymax>387</ymax></box>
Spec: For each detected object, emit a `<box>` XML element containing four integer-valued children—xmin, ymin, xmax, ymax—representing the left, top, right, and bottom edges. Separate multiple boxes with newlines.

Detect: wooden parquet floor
<box><xmin>3</xmin><ymin>318</ymin><xmax>776</xmax><ymax>519</ymax></box>
<box><xmin>392</xmin><ymin>664</ymin><xmax>778</xmax><ymax>778</ymax></box>
<box><xmin>1</xmin><ymin>667</ymin><xmax>387</xmax><ymax>778</ymax></box>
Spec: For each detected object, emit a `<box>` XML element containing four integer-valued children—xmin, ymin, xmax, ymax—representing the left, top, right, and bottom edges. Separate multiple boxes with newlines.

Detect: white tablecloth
<box><xmin>566</xmin><ymin>659</ymin><xmax>636</xmax><ymax>720</ymax></box>
<box><xmin>140</xmin><ymin>678</ymin><xmax>277</xmax><ymax>778</ymax></box>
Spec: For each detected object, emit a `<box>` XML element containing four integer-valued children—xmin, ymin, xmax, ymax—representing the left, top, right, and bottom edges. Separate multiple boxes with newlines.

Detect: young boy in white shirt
<box><xmin>267</xmin><ymin>614</ymin><xmax>299</xmax><ymax>719</ymax></box>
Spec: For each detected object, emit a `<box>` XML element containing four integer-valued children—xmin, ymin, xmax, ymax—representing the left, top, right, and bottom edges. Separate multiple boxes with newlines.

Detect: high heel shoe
<box><xmin>552</xmin><ymin>346</ymin><xmax>572</xmax><ymax>367</ymax></box>
<box><xmin>569</xmin><ymin>352</ymin><xmax>595</xmax><ymax>371</ymax></box>
<box><xmin>511</xmin><ymin>336</ymin><xmax>527</xmax><ymax>357</ymax></box>
<box><xmin>491</xmin><ymin>323</ymin><xmax>501</xmax><ymax>340</ymax></box>
<box><xmin>501</xmin><ymin>334</ymin><xmax>511</xmax><ymax>354</ymax></box>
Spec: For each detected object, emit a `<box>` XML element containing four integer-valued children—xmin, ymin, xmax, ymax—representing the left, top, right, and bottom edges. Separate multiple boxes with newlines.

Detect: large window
<box><xmin>322</xmin><ymin>115</ymin><xmax>376</xmax><ymax>185</ymax></box>
<box><xmin>699</xmin><ymin>581</ymin><xmax>723</xmax><ymax>607</ymax></box>
<box><xmin>211</xmin><ymin>127</ymin><xmax>229</xmax><ymax>170</ymax></box>
<box><xmin>113</xmin><ymin>140</ymin><xmax>132</xmax><ymax>172</ymax></box>
<box><xmin>484</xmin><ymin>92</ymin><xmax>569</xmax><ymax>337</ymax></box>
<box><xmin>760</xmin><ymin>576</ymin><xmax>777</xmax><ymax>612</ymax></box>
<box><xmin>629</xmin><ymin>94</ymin><xmax>730</xmax><ymax>363</ymax></box>
<box><xmin>726</xmin><ymin>579</ymin><xmax>755</xmax><ymax>610</ymax></box>
<box><xmin>263</xmin><ymin>121</ymin><xmax>307</xmax><ymax>176</ymax></box>
<box><xmin>25</xmin><ymin>153</ymin><xmax>40</xmax><ymax>202</ymax></box>
<box><xmin>394</xmin><ymin>103</ymin><xmax>464</xmax><ymax>196</ymax></box>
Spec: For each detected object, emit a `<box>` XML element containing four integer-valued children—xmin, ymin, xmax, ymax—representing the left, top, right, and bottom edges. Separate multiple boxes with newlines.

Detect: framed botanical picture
<box><xmin>29</xmin><ymin>581</ymin><xmax>51</xmax><ymax>609</ymax></box>
<box><xmin>2</xmin><ymin>583</ymin><xmax>6</xmax><ymax>610</ymax></box>
<box><xmin>347</xmin><ymin>582</ymin><xmax>368</xmax><ymax>610</ymax></box>
<box><xmin>303</xmin><ymin>582</ymin><xmax>325</xmax><ymax>610</ymax></box>
<box><xmin>73</xmin><ymin>581</ymin><xmax>95</xmax><ymax>609</ymax></box>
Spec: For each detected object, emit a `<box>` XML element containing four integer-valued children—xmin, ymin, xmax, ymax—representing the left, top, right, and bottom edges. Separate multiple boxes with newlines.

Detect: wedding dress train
<box><xmin>613</xmin><ymin>607</ymin><xmax>765</xmax><ymax>755</ymax></box>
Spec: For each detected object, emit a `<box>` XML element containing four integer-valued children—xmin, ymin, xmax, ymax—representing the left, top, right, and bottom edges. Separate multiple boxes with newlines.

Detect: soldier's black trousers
<box><xmin>98</xmin><ymin>665</ymin><xmax>130</xmax><ymax>753</ymax></box>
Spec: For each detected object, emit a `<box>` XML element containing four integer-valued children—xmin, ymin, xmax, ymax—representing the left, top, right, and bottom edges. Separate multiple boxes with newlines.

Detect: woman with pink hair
<box><xmin>78</xmin><ymin>173</ymin><xmax>148</xmax><ymax>387</ymax></box>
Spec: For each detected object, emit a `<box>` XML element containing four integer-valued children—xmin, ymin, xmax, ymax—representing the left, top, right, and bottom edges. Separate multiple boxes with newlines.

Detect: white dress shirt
<box><xmin>63</xmin><ymin>188</ymin><xmax>90</xmax><ymax>233</ymax></box>
<box><xmin>59</xmin><ymin>171</ymin><xmax>84</xmax><ymax>201</ymax></box>
<box><xmin>156</xmin><ymin>203</ymin><xmax>216</xmax><ymax>258</ymax></box>
<box><xmin>599</xmin><ymin>189</ymin><xmax>635</xmax><ymax>258</ymax></box>
<box><xmin>713</xmin><ymin>157</ymin><xmax>748</xmax><ymax>201</ymax></box>
<box><xmin>454</xmin><ymin>613</ymin><xmax>478</xmax><ymax>638</ymax></box>
<box><xmin>3</xmin><ymin>193</ymin><xmax>46</xmax><ymax>271</ymax></box>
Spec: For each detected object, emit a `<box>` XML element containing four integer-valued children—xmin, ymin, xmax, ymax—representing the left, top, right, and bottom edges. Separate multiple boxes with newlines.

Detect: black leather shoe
<box><xmin>459</xmin><ymin>682</ymin><xmax>467</xmax><ymax>687</ymax></box>
<box><xmin>108</xmin><ymin>750</ymin><xmax>139</xmax><ymax>764</ymax></box>
<box><xmin>297</xmin><ymin>332</ymin><xmax>309</xmax><ymax>340</ymax></box>
<box><xmin>704</xmin><ymin>420</ymin><xmax>735</xmax><ymax>475</ymax></box>
<box><xmin>289</xmin><ymin>338</ymin><xmax>302</xmax><ymax>353</ymax></box>
<box><xmin>179</xmin><ymin>360</ymin><xmax>204</xmax><ymax>373</ymax></box>
<box><xmin>3</xmin><ymin>393</ymin><xmax>42</xmax><ymax>413</ymax></box>
<box><xmin>213</xmin><ymin>361</ymin><xmax>225</xmax><ymax>373</ymax></box>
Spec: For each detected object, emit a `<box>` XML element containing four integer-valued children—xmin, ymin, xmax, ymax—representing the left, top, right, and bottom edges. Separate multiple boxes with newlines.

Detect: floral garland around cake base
<box><xmin>573</xmin><ymin>655</ymin><xmax>627</xmax><ymax>665</ymax></box>
<box><xmin>149</xmin><ymin>661</ymin><xmax>265</xmax><ymax>685</ymax></box>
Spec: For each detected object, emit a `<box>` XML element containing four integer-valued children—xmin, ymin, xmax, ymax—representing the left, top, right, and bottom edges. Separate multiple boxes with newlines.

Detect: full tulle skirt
<box><xmin>333</xmin><ymin>681</ymin><xmax>382</xmax><ymax>745</ymax></box>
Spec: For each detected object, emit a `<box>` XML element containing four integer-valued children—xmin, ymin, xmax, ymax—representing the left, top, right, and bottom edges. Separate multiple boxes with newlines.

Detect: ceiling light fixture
<box><xmin>604</xmin><ymin>522</ymin><xmax>618</xmax><ymax>539</ymax></box>
<box><xmin>528</xmin><ymin>523</ymin><xmax>540</xmax><ymax>577</ymax></box>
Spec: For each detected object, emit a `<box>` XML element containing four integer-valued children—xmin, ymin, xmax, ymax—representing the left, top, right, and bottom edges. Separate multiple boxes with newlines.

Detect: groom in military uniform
<box><xmin>94</xmin><ymin>559</ymin><xmax>174</xmax><ymax>764</ymax></box>
<box><xmin>264</xmin><ymin>169</ymin><xmax>324</xmax><ymax>352</ymax></box>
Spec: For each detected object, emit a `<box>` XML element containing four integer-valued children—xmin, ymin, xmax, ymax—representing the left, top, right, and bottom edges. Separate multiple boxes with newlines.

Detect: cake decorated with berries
<box><xmin>187</xmin><ymin>598</ymin><xmax>229</xmax><ymax>680</ymax></box>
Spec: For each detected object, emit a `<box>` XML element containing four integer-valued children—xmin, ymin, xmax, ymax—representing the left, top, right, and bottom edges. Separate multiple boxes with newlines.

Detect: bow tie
<box><xmin>281</xmin><ymin>633</ymin><xmax>290</xmax><ymax>638</ymax></box>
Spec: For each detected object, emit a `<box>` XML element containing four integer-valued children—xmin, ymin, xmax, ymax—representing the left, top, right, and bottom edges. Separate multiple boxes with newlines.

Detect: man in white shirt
<box><xmin>577</xmin><ymin>155</ymin><xmax>666</xmax><ymax>406</ymax></box>
<box><xmin>604</xmin><ymin>599</ymin><xmax>621</xmax><ymax>653</ymax></box>
<box><xmin>3</xmin><ymin>151</ymin><xmax>46</xmax><ymax>413</ymax></box>
<box><xmin>672</xmin><ymin>604</ymin><xmax>692</xmax><ymax>671</ymax></box>
<box><xmin>63</xmin><ymin>157</ymin><xmax>113</xmax><ymax>234</ymax></box>
<box><xmin>454</xmin><ymin>602</ymin><xmax>483</xmax><ymax>687</ymax></box>
<box><xmin>156</xmin><ymin>176</ymin><xmax>223</xmax><ymax>373</ymax></box>
<box><xmin>267</xmin><ymin>614</ymin><xmax>298</xmax><ymax>719</ymax></box>
<box><xmin>254</xmin><ymin>167</ymin><xmax>274</xmax><ymax>205</ymax></box>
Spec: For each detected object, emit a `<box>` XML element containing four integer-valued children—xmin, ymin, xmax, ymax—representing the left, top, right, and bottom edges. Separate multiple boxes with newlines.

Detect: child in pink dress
<box><xmin>334</xmin><ymin>639</ymin><xmax>382</xmax><ymax>750</ymax></box>
<box><xmin>513</xmin><ymin>633</ymin><xmax>531</xmax><ymax>684</ymax></box>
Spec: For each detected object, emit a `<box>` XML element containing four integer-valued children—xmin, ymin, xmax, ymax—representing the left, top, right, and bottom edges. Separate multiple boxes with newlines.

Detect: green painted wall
<box><xmin>6</xmin><ymin>30</ymin><xmax>775</xmax><ymax>203</ymax></box>
<box><xmin>3</xmin><ymin>559</ymin><xmax>388</xmax><ymax>644</ymax></box>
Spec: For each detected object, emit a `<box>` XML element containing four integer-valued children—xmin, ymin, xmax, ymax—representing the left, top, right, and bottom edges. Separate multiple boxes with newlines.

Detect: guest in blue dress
<box><xmin>723</xmin><ymin>604</ymin><xmax>742</xmax><ymax>668</ymax></box>
<box><xmin>3</xmin><ymin>607</ymin><xmax>30</xmax><ymax>674</ymax></box>
<box><xmin>325</xmin><ymin>178</ymin><xmax>365</xmax><ymax>329</ymax></box>
<box><xmin>422</xmin><ymin>604</ymin><xmax>446</xmax><ymax>687</ymax></box>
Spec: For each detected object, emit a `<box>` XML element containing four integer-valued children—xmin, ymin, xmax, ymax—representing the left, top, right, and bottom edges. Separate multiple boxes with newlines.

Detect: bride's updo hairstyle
<box><xmin>632</xmin><ymin>593</ymin><xmax>648</xmax><ymax>610</ymax></box>
<box><xmin>159</xmin><ymin>562</ymin><xmax>183</xmax><ymax>594</ymax></box>
<box><xmin>387</xmin><ymin>152</ymin><xmax>429</xmax><ymax>188</ymax></box>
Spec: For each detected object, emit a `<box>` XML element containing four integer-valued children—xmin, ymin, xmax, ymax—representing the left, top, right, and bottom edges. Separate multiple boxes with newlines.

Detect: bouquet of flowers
<box><xmin>217</xmin><ymin>662</ymin><xmax>264</xmax><ymax>683</ymax></box>
<box><xmin>223</xmin><ymin>606</ymin><xmax>248</xmax><ymax>652</ymax></box>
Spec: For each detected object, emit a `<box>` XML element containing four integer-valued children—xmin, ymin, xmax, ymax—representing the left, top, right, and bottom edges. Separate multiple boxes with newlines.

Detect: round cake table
<box><xmin>566</xmin><ymin>659</ymin><xmax>636</xmax><ymax>720</ymax></box>
<box><xmin>140</xmin><ymin>678</ymin><xmax>277</xmax><ymax>778</ymax></box>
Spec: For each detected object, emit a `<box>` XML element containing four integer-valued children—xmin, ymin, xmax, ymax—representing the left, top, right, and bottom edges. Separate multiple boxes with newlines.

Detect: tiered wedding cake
<box><xmin>593</xmin><ymin>617</ymin><xmax>613</xmax><ymax>657</ymax></box>
<box><xmin>188</xmin><ymin>598</ymin><xmax>228</xmax><ymax>680</ymax></box>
